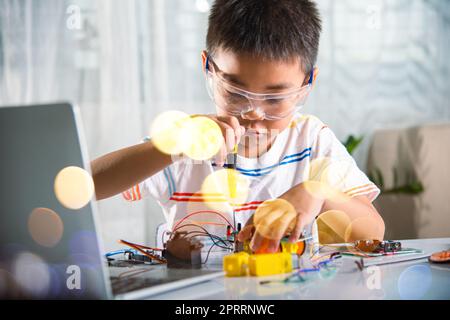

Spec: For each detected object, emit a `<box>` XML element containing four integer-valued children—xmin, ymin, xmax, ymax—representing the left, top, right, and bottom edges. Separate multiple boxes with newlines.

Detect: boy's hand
<box><xmin>199</xmin><ymin>115</ymin><xmax>245</xmax><ymax>166</ymax></box>
<box><xmin>237</xmin><ymin>183</ymin><xmax>325</xmax><ymax>253</ymax></box>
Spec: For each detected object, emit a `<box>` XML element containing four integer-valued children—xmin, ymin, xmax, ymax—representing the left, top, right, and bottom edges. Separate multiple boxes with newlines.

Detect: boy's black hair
<box><xmin>206</xmin><ymin>0</ymin><xmax>322</xmax><ymax>74</ymax></box>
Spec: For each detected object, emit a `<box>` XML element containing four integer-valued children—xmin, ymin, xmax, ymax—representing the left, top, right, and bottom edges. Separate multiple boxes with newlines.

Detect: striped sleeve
<box><xmin>121</xmin><ymin>168</ymin><xmax>173</xmax><ymax>204</ymax></box>
<box><xmin>122</xmin><ymin>184</ymin><xmax>143</xmax><ymax>201</ymax></box>
<box><xmin>311</xmin><ymin>126</ymin><xmax>380</xmax><ymax>202</ymax></box>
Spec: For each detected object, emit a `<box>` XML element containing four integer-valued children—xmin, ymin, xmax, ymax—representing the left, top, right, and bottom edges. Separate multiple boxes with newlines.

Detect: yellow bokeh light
<box><xmin>185</xmin><ymin>193</ymin><xmax>232</xmax><ymax>221</ymax></box>
<box><xmin>182</xmin><ymin>116</ymin><xmax>224</xmax><ymax>160</ymax></box>
<box><xmin>150</xmin><ymin>112</ymin><xmax>224</xmax><ymax>161</ymax></box>
<box><xmin>12</xmin><ymin>252</ymin><xmax>50</xmax><ymax>297</ymax></box>
<box><xmin>320</xmin><ymin>159</ymin><xmax>354</xmax><ymax>190</ymax></box>
<box><xmin>302</xmin><ymin>180</ymin><xmax>349</xmax><ymax>203</ymax></box>
<box><xmin>200</xmin><ymin>169</ymin><xmax>250</xmax><ymax>212</ymax></box>
<box><xmin>54</xmin><ymin>166</ymin><xmax>95</xmax><ymax>210</ymax></box>
<box><xmin>28</xmin><ymin>208</ymin><xmax>64</xmax><ymax>247</ymax></box>
<box><xmin>307</xmin><ymin>157</ymin><xmax>331</xmax><ymax>181</ymax></box>
<box><xmin>150</xmin><ymin>110</ymin><xmax>192</xmax><ymax>155</ymax></box>
<box><xmin>183</xmin><ymin>199</ymin><xmax>234</xmax><ymax>238</ymax></box>
<box><xmin>289</xmin><ymin>114</ymin><xmax>319</xmax><ymax>128</ymax></box>
<box><xmin>316</xmin><ymin>210</ymin><xmax>351</xmax><ymax>244</ymax></box>
<box><xmin>253</xmin><ymin>199</ymin><xmax>297</xmax><ymax>240</ymax></box>
<box><xmin>304</xmin><ymin>157</ymin><xmax>352</xmax><ymax>203</ymax></box>
<box><xmin>344</xmin><ymin>216</ymin><xmax>384</xmax><ymax>243</ymax></box>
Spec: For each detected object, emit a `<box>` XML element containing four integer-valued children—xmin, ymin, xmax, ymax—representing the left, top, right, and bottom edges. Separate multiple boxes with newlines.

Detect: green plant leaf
<box><xmin>375</xmin><ymin>167</ymin><xmax>384</xmax><ymax>190</ymax></box>
<box><xmin>393</xmin><ymin>167</ymin><xmax>398</xmax><ymax>188</ymax></box>
<box><xmin>343</xmin><ymin>135</ymin><xmax>364</xmax><ymax>155</ymax></box>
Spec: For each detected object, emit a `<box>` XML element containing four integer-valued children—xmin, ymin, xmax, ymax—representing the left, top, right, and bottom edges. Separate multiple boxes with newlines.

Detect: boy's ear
<box><xmin>201</xmin><ymin>50</ymin><xmax>208</xmax><ymax>73</ymax></box>
<box><xmin>312</xmin><ymin>67</ymin><xmax>319</xmax><ymax>85</ymax></box>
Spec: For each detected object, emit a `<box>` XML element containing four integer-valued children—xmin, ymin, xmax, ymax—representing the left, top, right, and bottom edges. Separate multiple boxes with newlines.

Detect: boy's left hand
<box><xmin>237</xmin><ymin>182</ymin><xmax>325</xmax><ymax>253</ymax></box>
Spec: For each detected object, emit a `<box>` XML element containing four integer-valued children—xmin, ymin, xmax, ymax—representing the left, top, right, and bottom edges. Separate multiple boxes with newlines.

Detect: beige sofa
<box><xmin>367</xmin><ymin>123</ymin><xmax>450</xmax><ymax>239</ymax></box>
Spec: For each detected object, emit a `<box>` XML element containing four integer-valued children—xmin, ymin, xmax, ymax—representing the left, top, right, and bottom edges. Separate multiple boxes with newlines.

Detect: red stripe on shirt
<box><xmin>234</xmin><ymin>206</ymin><xmax>260</xmax><ymax>212</ymax></box>
<box><xmin>235</xmin><ymin>200</ymin><xmax>264</xmax><ymax>206</ymax></box>
<box><xmin>122</xmin><ymin>190</ymin><xmax>131</xmax><ymax>201</ymax></box>
<box><xmin>135</xmin><ymin>185</ymin><xmax>142</xmax><ymax>200</ymax></box>
<box><xmin>169</xmin><ymin>196</ymin><xmax>265</xmax><ymax>207</ymax></box>
<box><xmin>173</xmin><ymin>192</ymin><xmax>225</xmax><ymax>197</ymax></box>
<box><xmin>169</xmin><ymin>197</ymin><xmax>228</xmax><ymax>202</ymax></box>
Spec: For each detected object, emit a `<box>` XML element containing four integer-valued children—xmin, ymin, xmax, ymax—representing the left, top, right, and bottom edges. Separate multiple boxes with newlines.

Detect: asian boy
<box><xmin>91</xmin><ymin>0</ymin><xmax>385</xmax><ymax>253</ymax></box>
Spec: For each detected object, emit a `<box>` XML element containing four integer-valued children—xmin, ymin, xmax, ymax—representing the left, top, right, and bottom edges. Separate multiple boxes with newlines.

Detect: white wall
<box><xmin>311</xmin><ymin>0</ymin><xmax>450</xmax><ymax>169</ymax></box>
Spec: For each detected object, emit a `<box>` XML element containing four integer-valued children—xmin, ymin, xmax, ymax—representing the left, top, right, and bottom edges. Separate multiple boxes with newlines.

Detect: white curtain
<box><xmin>0</xmin><ymin>0</ymin><xmax>68</xmax><ymax>102</ymax></box>
<box><xmin>1</xmin><ymin>0</ymin><xmax>449</xmax><ymax>250</ymax></box>
<box><xmin>0</xmin><ymin>0</ymin><xmax>212</xmax><ymax>251</ymax></box>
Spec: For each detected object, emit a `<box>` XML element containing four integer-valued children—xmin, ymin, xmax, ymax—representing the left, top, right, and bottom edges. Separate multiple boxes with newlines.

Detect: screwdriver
<box><xmin>225</xmin><ymin>144</ymin><xmax>238</xmax><ymax>233</ymax></box>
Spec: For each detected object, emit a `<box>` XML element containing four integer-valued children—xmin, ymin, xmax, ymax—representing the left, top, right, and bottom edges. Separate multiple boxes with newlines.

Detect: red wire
<box><xmin>119</xmin><ymin>239</ymin><xmax>163</xmax><ymax>251</ymax></box>
<box><xmin>172</xmin><ymin>223</ymin><xmax>214</xmax><ymax>235</ymax></box>
<box><xmin>173</xmin><ymin>210</ymin><xmax>235</xmax><ymax>231</ymax></box>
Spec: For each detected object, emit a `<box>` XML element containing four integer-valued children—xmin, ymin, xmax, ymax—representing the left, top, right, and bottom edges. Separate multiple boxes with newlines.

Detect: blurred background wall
<box><xmin>0</xmin><ymin>0</ymin><xmax>449</xmax><ymax>251</ymax></box>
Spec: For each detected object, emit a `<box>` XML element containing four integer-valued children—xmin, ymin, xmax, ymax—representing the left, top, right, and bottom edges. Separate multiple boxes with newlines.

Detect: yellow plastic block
<box><xmin>223</xmin><ymin>252</ymin><xmax>250</xmax><ymax>277</ymax></box>
<box><xmin>281</xmin><ymin>242</ymin><xmax>299</xmax><ymax>254</ymax></box>
<box><xmin>248</xmin><ymin>252</ymin><xmax>292</xmax><ymax>276</ymax></box>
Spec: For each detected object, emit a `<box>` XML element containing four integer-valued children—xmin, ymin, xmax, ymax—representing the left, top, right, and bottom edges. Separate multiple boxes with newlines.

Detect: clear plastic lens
<box><xmin>206</xmin><ymin>71</ymin><xmax>310</xmax><ymax>120</ymax></box>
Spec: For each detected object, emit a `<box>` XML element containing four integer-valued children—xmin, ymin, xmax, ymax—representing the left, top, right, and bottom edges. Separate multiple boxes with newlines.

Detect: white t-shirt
<box><xmin>122</xmin><ymin>113</ymin><xmax>380</xmax><ymax>236</ymax></box>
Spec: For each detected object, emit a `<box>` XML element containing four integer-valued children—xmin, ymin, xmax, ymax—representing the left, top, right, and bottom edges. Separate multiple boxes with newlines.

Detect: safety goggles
<box><xmin>205</xmin><ymin>55</ymin><xmax>313</xmax><ymax>121</ymax></box>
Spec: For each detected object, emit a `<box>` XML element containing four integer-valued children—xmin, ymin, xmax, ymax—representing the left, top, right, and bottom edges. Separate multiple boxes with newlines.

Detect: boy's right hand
<box><xmin>199</xmin><ymin>115</ymin><xmax>245</xmax><ymax>166</ymax></box>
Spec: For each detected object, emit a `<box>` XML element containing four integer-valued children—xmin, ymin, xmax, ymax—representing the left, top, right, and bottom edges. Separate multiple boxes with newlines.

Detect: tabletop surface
<box><xmin>144</xmin><ymin>237</ymin><xmax>450</xmax><ymax>300</ymax></box>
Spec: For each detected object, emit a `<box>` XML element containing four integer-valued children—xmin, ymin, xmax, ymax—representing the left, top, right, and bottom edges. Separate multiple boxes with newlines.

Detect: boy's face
<box><xmin>205</xmin><ymin>48</ymin><xmax>311</xmax><ymax>143</ymax></box>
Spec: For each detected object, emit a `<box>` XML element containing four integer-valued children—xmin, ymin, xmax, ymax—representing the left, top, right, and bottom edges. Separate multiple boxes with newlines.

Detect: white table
<box><xmin>150</xmin><ymin>238</ymin><xmax>450</xmax><ymax>300</ymax></box>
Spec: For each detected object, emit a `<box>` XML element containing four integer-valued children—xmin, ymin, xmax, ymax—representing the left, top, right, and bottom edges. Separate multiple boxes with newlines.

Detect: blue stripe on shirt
<box><xmin>236</xmin><ymin>148</ymin><xmax>312</xmax><ymax>173</ymax></box>
<box><xmin>163</xmin><ymin>168</ymin><xmax>173</xmax><ymax>197</ymax></box>
<box><xmin>237</xmin><ymin>152</ymin><xmax>311</xmax><ymax>177</ymax></box>
<box><xmin>166</xmin><ymin>166</ymin><xmax>176</xmax><ymax>193</ymax></box>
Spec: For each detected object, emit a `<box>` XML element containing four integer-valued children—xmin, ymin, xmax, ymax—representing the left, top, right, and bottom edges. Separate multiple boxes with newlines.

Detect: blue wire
<box><xmin>298</xmin><ymin>268</ymin><xmax>320</xmax><ymax>273</ymax></box>
<box><xmin>293</xmin><ymin>255</ymin><xmax>341</xmax><ymax>277</ymax></box>
<box><xmin>105</xmin><ymin>249</ymin><xmax>138</xmax><ymax>257</ymax></box>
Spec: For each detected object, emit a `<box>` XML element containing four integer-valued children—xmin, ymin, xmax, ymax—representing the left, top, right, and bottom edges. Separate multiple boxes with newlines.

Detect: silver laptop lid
<box><xmin>0</xmin><ymin>102</ymin><xmax>111</xmax><ymax>299</ymax></box>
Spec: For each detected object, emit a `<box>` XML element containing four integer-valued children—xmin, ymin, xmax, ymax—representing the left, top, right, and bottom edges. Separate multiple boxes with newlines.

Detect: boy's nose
<box><xmin>241</xmin><ymin>107</ymin><xmax>265</xmax><ymax>121</ymax></box>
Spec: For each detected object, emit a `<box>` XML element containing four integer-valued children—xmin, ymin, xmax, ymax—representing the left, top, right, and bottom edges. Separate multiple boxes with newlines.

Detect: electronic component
<box><xmin>226</xmin><ymin>225</ymin><xmax>232</xmax><ymax>240</ymax></box>
<box><xmin>354</xmin><ymin>239</ymin><xmax>401</xmax><ymax>253</ymax></box>
<box><xmin>233</xmin><ymin>223</ymin><xmax>243</xmax><ymax>252</ymax></box>
<box><xmin>163</xmin><ymin>231</ymin><xmax>204</xmax><ymax>269</ymax></box>
<box><xmin>378</xmin><ymin>240</ymin><xmax>401</xmax><ymax>252</ymax></box>
<box><xmin>126</xmin><ymin>251</ymin><xmax>154</xmax><ymax>263</ymax></box>
<box><xmin>107</xmin><ymin>239</ymin><xmax>166</xmax><ymax>267</ymax></box>
<box><xmin>106</xmin><ymin>248</ymin><xmax>161</xmax><ymax>267</ymax></box>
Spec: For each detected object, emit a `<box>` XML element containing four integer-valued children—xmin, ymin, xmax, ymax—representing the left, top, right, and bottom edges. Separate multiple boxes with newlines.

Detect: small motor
<box><xmin>162</xmin><ymin>231</ymin><xmax>203</xmax><ymax>269</ymax></box>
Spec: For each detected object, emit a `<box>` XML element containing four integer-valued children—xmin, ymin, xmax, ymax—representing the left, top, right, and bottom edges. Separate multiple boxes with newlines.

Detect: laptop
<box><xmin>0</xmin><ymin>102</ymin><xmax>223</xmax><ymax>299</ymax></box>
